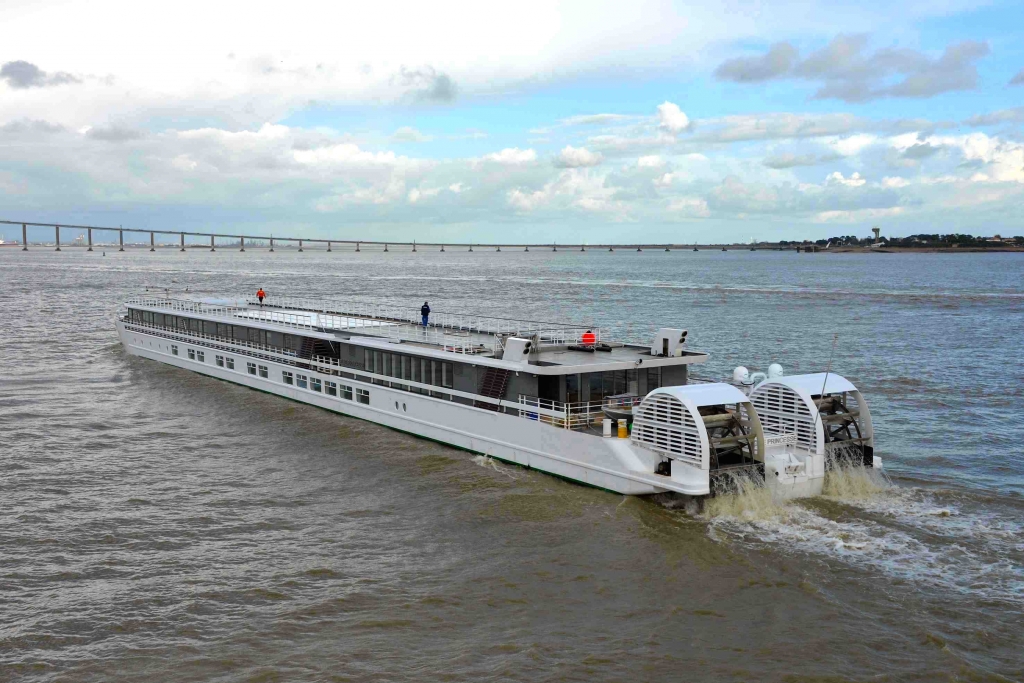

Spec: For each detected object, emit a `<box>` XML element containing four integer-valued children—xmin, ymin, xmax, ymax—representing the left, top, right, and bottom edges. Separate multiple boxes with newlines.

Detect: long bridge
<box><xmin>1</xmin><ymin>218</ymin><xmax>788</xmax><ymax>252</ymax></box>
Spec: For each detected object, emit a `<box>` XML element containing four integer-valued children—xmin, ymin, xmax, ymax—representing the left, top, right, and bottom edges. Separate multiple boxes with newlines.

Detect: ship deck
<box><xmin>125</xmin><ymin>294</ymin><xmax>708</xmax><ymax>370</ymax></box>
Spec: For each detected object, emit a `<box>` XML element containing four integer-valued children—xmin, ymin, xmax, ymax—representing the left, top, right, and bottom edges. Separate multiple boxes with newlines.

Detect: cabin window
<box><xmin>325</xmin><ymin>381</ymin><xmax>337</xmax><ymax>397</ymax></box>
<box><xmin>247</xmin><ymin>362</ymin><xmax>257</xmax><ymax>375</ymax></box>
<box><xmin>248</xmin><ymin>328</ymin><xmax>265</xmax><ymax>345</ymax></box>
<box><xmin>215</xmin><ymin>355</ymin><xmax>224</xmax><ymax>367</ymax></box>
<box><xmin>197</xmin><ymin>351</ymin><xmax>205</xmax><ymax>362</ymax></box>
<box><xmin>188</xmin><ymin>349</ymin><xmax>196</xmax><ymax>360</ymax></box>
<box><xmin>171</xmin><ymin>345</ymin><xmax>178</xmax><ymax>356</ymax></box>
<box><xmin>356</xmin><ymin>388</ymin><xmax>370</xmax><ymax>404</ymax></box>
<box><xmin>204</xmin><ymin>321</ymin><xmax>217</xmax><ymax>335</ymax></box>
<box><xmin>586</xmin><ymin>370</ymin><xmax>631</xmax><ymax>403</ymax></box>
<box><xmin>258</xmin><ymin>365</ymin><xmax>268</xmax><ymax>378</ymax></box>
<box><xmin>283</xmin><ymin>371</ymin><xmax>293</xmax><ymax>385</ymax></box>
<box><xmin>225</xmin><ymin>358</ymin><xmax>234</xmax><ymax>370</ymax></box>
<box><xmin>342</xmin><ymin>385</ymin><xmax>353</xmax><ymax>400</ymax></box>
<box><xmin>190</xmin><ymin>319</ymin><xmax>202</xmax><ymax>333</ymax></box>
<box><xmin>364</xmin><ymin>350</ymin><xmax>373</xmax><ymax>372</ymax></box>
<box><xmin>217</xmin><ymin>323</ymin><xmax>231</xmax><ymax>338</ymax></box>
<box><xmin>565</xmin><ymin>374</ymin><xmax>580</xmax><ymax>403</ymax></box>
<box><xmin>443</xmin><ymin>362</ymin><xmax>453</xmax><ymax>389</ymax></box>
<box><xmin>310</xmin><ymin>378</ymin><xmax>322</xmax><ymax>392</ymax></box>
<box><xmin>233</xmin><ymin>326</ymin><xmax>248</xmax><ymax>342</ymax></box>
<box><xmin>296</xmin><ymin>374</ymin><xmax>308</xmax><ymax>389</ymax></box>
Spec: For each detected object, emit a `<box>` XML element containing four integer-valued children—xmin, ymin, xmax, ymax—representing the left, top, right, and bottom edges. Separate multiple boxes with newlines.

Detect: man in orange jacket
<box><xmin>257</xmin><ymin>288</ymin><xmax>266</xmax><ymax>306</ymax></box>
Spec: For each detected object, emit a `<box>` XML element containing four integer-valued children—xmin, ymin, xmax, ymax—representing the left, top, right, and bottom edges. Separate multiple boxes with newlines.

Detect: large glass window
<box><xmin>296</xmin><ymin>374</ymin><xmax>308</xmax><ymax>389</ymax></box>
<box><xmin>258</xmin><ymin>365</ymin><xmax>268</xmax><ymax>378</ymax></box>
<box><xmin>566</xmin><ymin>374</ymin><xmax>580</xmax><ymax>403</ymax></box>
<box><xmin>196</xmin><ymin>351</ymin><xmax>205</xmax><ymax>363</ymax></box>
<box><xmin>225</xmin><ymin>358</ymin><xmax>234</xmax><ymax>370</ymax></box>
<box><xmin>356</xmin><ymin>388</ymin><xmax>370</xmax><ymax>404</ymax></box>
<box><xmin>283</xmin><ymin>371</ymin><xmax>293</xmax><ymax>385</ymax></box>
<box><xmin>215</xmin><ymin>355</ymin><xmax>224</xmax><ymax>367</ymax></box>
<box><xmin>647</xmin><ymin>368</ymin><xmax>662</xmax><ymax>391</ymax></box>
<box><xmin>310</xmin><ymin>377</ymin><xmax>322</xmax><ymax>392</ymax></box>
<box><xmin>325</xmin><ymin>381</ymin><xmax>337</xmax><ymax>397</ymax></box>
<box><xmin>342</xmin><ymin>385</ymin><xmax>353</xmax><ymax>400</ymax></box>
<box><xmin>247</xmin><ymin>362</ymin><xmax>257</xmax><ymax>375</ymax></box>
<box><xmin>217</xmin><ymin>323</ymin><xmax>231</xmax><ymax>338</ymax></box>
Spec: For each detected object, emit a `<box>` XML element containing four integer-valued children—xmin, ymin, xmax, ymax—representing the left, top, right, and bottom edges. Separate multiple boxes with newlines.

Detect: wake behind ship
<box><xmin>118</xmin><ymin>294</ymin><xmax>881</xmax><ymax>499</ymax></box>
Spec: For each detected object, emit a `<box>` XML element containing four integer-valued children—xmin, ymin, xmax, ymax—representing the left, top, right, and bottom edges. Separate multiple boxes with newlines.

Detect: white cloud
<box><xmin>653</xmin><ymin>173</ymin><xmax>676</xmax><ymax>188</ymax></box>
<box><xmin>826</xmin><ymin>171</ymin><xmax>866</xmax><ymax>187</ymax></box>
<box><xmin>657</xmin><ymin>101</ymin><xmax>690</xmax><ymax>134</ymax></box>
<box><xmin>407</xmin><ymin>186</ymin><xmax>441</xmax><ymax>203</ymax></box>
<box><xmin>481</xmin><ymin>147</ymin><xmax>537</xmax><ymax>165</ymax></box>
<box><xmin>827</xmin><ymin>134</ymin><xmax>877</xmax><ymax>156</ymax></box>
<box><xmin>667</xmin><ymin>197</ymin><xmax>710</xmax><ymax>217</ymax></box>
<box><xmin>815</xmin><ymin>207</ymin><xmax>905</xmax><ymax>222</ymax></box>
<box><xmin>555</xmin><ymin>145</ymin><xmax>603</xmax><ymax>168</ymax></box>
<box><xmin>448</xmin><ymin>182</ymin><xmax>466</xmax><ymax>193</ymax></box>
<box><xmin>637</xmin><ymin>155</ymin><xmax>664</xmax><ymax>168</ymax></box>
<box><xmin>881</xmin><ymin>176</ymin><xmax>910</xmax><ymax>188</ymax></box>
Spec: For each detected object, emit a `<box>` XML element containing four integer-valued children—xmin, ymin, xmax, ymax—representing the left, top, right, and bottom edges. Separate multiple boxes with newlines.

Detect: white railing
<box><xmin>125</xmin><ymin>295</ymin><xmax>600</xmax><ymax>355</ymax></box>
<box><xmin>517</xmin><ymin>395</ymin><xmax>604</xmax><ymax>430</ymax></box>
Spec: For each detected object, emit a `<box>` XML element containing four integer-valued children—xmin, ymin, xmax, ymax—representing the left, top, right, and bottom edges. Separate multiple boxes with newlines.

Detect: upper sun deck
<box><xmin>124</xmin><ymin>294</ymin><xmax>708</xmax><ymax>373</ymax></box>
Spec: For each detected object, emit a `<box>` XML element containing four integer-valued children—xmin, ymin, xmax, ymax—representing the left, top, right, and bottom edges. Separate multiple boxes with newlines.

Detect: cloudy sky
<box><xmin>2</xmin><ymin>0</ymin><xmax>1023</xmax><ymax>243</ymax></box>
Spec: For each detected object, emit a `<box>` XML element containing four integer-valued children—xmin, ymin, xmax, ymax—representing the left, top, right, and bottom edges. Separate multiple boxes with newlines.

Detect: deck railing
<box><xmin>125</xmin><ymin>295</ymin><xmax>600</xmax><ymax>355</ymax></box>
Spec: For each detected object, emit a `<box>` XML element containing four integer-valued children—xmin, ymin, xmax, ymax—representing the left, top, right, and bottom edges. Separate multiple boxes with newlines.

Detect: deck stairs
<box><xmin>475</xmin><ymin>367</ymin><xmax>511</xmax><ymax>411</ymax></box>
<box><xmin>299</xmin><ymin>337</ymin><xmax>339</xmax><ymax>366</ymax></box>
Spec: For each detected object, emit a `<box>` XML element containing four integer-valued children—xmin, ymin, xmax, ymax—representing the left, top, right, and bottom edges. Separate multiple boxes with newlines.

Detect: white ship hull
<box><xmin>118</xmin><ymin>321</ymin><xmax>705</xmax><ymax>496</ymax></box>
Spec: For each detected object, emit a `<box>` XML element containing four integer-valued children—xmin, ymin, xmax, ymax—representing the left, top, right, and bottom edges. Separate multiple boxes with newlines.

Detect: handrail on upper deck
<box><xmin>124</xmin><ymin>294</ymin><xmax>602</xmax><ymax>354</ymax></box>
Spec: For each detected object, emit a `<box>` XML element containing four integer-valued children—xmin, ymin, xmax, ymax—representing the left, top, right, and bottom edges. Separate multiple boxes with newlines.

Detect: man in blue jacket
<box><xmin>421</xmin><ymin>301</ymin><xmax>430</xmax><ymax>328</ymax></box>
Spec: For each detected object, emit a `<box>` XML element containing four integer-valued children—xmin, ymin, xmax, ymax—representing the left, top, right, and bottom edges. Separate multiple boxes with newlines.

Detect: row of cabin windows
<box><xmin>159</xmin><ymin>334</ymin><xmax>374</xmax><ymax>404</ymax></box>
<box><xmin>282</xmin><ymin>371</ymin><xmax>368</xmax><ymax>404</ymax></box>
<box><xmin>364</xmin><ymin>350</ymin><xmax>453</xmax><ymax>390</ymax></box>
<box><xmin>128</xmin><ymin>309</ymin><xmax>303</xmax><ymax>352</ymax></box>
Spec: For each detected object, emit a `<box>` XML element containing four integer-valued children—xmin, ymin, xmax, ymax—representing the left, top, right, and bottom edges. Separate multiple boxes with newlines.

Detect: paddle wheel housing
<box><xmin>748</xmin><ymin>373</ymin><xmax>875</xmax><ymax>467</ymax></box>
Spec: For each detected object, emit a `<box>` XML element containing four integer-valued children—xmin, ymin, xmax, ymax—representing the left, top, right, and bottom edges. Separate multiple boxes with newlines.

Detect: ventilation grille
<box><xmin>749</xmin><ymin>384</ymin><xmax>816</xmax><ymax>452</ymax></box>
<box><xmin>631</xmin><ymin>394</ymin><xmax>705</xmax><ymax>468</ymax></box>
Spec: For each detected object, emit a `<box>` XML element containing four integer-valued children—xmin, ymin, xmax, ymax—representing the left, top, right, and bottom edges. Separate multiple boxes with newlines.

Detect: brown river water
<box><xmin>1</xmin><ymin>248</ymin><xmax>1022</xmax><ymax>682</ymax></box>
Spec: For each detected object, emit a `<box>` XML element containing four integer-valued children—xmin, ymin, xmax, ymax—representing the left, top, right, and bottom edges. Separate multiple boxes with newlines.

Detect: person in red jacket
<box><xmin>256</xmin><ymin>288</ymin><xmax>266</xmax><ymax>306</ymax></box>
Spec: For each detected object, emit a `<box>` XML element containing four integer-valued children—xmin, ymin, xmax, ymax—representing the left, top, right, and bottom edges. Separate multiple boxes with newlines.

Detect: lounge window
<box><xmin>297</xmin><ymin>374</ymin><xmax>308</xmax><ymax>389</ymax></box>
<box><xmin>196</xmin><ymin>351</ymin><xmax>205</xmax><ymax>363</ymax></box>
<box><xmin>247</xmin><ymin>362</ymin><xmax>257</xmax><ymax>375</ymax></box>
<box><xmin>188</xmin><ymin>349</ymin><xmax>196</xmax><ymax>360</ymax></box>
<box><xmin>283</xmin><ymin>371</ymin><xmax>294</xmax><ymax>385</ymax></box>
<box><xmin>216</xmin><ymin>355</ymin><xmax>225</xmax><ymax>367</ymax></box>
<box><xmin>310</xmin><ymin>377</ymin><xmax>322</xmax><ymax>392</ymax></box>
<box><xmin>171</xmin><ymin>345</ymin><xmax>178</xmax><ymax>356</ymax></box>
<box><xmin>325</xmin><ymin>381</ymin><xmax>337</xmax><ymax>397</ymax></box>
<box><xmin>258</xmin><ymin>365</ymin><xmax>268</xmax><ymax>378</ymax></box>
<box><xmin>342</xmin><ymin>385</ymin><xmax>353</xmax><ymax>401</ymax></box>
<box><xmin>225</xmin><ymin>358</ymin><xmax>234</xmax><ymax>370</ymax></box>
<box><xmin>356</xmin><ymin>388</ymin><xmax>370</xmax><ymax>404</ymax></box>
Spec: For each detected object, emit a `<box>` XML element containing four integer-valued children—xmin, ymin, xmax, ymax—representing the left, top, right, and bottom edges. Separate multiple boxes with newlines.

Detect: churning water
<box><xmin>2</xmin><ymin>248</ymin><xmax>1023</xmax><ymax>682</ymax></box>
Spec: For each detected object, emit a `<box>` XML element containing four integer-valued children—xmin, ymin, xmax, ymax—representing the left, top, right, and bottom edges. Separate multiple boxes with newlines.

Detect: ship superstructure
<box><xmin>118</xmin><ymin>295</ymin><xmax>879</xmax><ymax>499</ymax></box>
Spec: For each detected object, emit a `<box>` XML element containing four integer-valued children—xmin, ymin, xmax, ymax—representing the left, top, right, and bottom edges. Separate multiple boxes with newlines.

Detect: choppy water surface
<box><xmin>2</xmin><ymin>248</ymin><xmax>1023</xmax><ymax>682</ymax></box>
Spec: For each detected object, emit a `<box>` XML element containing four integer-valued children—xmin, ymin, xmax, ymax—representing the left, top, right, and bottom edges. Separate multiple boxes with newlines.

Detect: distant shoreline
<box><xmin>825</xmin><ymin>246</ymin><xmax>1024</xmax><ymax>253</ymax></box>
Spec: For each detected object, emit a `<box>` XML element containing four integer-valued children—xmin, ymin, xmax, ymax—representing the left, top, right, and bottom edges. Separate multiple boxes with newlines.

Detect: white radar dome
<box><xmin>732</xmin><ymin>366</ymin><xmax>750</xmax><ymax>384</ymax></box>
<box><xmin>768</xmin><ymin>363</ymin><xmax>784</xmax><ymax>379</ymax></box>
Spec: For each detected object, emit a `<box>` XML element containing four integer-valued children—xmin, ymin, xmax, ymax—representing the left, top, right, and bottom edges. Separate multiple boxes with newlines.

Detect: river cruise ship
<box><xmin>118</xmin><ymin>295</ymin><xmax>880</xmax><ymax>499</ymax></box>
